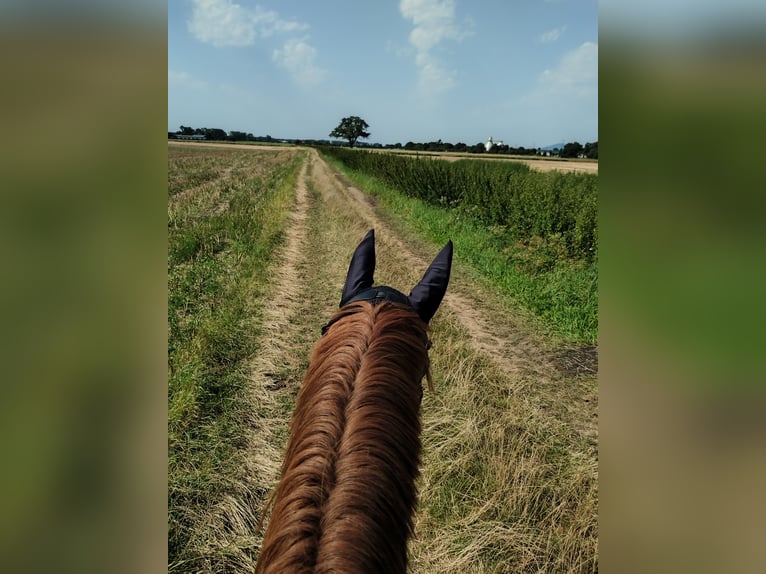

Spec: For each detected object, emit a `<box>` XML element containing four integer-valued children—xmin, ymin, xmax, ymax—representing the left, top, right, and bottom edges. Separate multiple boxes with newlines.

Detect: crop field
<box><xmin>370</xmin><ymin>148</ymin><xmax>599</xmax><ymax>175</ymax></box>
<box><xmin>168</xmin><ymin>142</ymin><xmax>598</xmax><ymax>573</ymax></box>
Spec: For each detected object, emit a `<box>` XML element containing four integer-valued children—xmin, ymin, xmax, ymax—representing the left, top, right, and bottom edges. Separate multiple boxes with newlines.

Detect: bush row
<box><xmin>319</xmin><ymin>147</ymin><xmax>597</xmax><ymax>260</ymax></box>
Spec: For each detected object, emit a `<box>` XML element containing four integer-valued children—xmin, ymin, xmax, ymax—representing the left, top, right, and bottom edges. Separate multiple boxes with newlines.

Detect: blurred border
<box><xmin>2</xmin><ymin>1</ymin><xmax>765</xmax><ymax>573</ymax></box>
<box><xmin>0</xmin><ymin>3</ymin><xmax>167</xmax><ymax>573</ymax></box>
<box><xmin>600</xmin><ymin>3</ymin><xmax>766</xmax><ymax>573</ymax></box>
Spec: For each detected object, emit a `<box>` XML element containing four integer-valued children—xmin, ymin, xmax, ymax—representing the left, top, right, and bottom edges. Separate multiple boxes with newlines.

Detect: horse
<box><xmin>255</xmin><ymin>229</ymin><xmax>452</xmax><ymax>574</ymax></box>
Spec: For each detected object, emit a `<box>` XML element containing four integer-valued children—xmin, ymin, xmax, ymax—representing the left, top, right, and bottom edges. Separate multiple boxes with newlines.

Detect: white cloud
<box><xmin>168</xmin><ymin>70</ymin><xmax>209</xmax><ymax>91</ymax></box>
<box><xmin>414</xmin><ymin>53</ymin><xmax>456</xmax><ymax>93</ymax></box>
<box><xmin>253</xmin><ymin>6</ymin><xmax>309</xmax><ymax>36</ymax></box>
<box><xmin>502</xmin><ymin>41</ymin><xmax>598</xmax><ymax>143</ymax></box>
<box><xmin>539</xmin><ymin>26</ymin><xmax>565</xmax><ymax>43</ymax></box>
<box><xmin>539</xmin><ymin>42</ymin><xmax>598</xmax><ymax>97</ymax></box>
<box><xmin>187</xmin><ymin>0</ymin><xmax>308</xmax><ymax>47</ymax></box>
<box><xmin>399</xmin><ymin>0</ymin><xmax>468</xmax><ymax>95</ymax></box>
<box><xmin>273</xmin><ymin>38</ymin><xmax>326</xmax><ymax>87</ymax></box>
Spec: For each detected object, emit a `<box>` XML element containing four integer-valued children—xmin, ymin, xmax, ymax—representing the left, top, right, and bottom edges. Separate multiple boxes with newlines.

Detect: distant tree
<box><xmin>179</xmin><ymin>125</ymin><xmax>194</xmax><ymax>135</ymax></box>
<box><xmin>329</xmin><ymin>116</ymin><xmax>370</xmax><ymax>147</ymax></box>
<box><xmin>584</xmin><ymin>141</ymin><xmax>598</xmax><ymax>159</ymax></box>
<box><xmin>204</xmin><ymin>128</ymin><xmax>227</xmax><ymax>141</ymax></box>
<box><xmin>561</xmin><ymin>141</ymin><xmax>584</xmax><ymax>158</ymax></box>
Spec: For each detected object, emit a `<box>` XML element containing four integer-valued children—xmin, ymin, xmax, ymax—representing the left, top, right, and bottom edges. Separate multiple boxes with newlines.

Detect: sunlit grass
<box><xmin>321</xmin><ymin>154</ymin><xmax>597</xmax><ymax>344</ymax></box>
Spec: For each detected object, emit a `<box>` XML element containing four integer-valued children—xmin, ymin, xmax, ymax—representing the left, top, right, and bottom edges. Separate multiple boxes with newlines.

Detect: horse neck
<box><xmin>257</xmin><ymin>303</ymin><xmax>429</xmax><ymax>574</ymax></box>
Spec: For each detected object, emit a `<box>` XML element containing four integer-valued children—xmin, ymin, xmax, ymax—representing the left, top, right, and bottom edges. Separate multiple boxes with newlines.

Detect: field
<box><xmin>369</xmin><ymin>148</ymin><xmax>599</xmax><ymax>174</ymax></box>
<box><xmin>168</xmin><ymin>142</ymin><xmax>598</xmax><ymax>573</ymax></box>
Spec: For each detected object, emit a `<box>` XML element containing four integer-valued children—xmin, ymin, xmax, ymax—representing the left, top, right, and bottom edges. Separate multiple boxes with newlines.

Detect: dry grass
<box><xmin>412</xmin><ymin>326</ymin><xmax>597</xmax><ymax>573</ymax></box>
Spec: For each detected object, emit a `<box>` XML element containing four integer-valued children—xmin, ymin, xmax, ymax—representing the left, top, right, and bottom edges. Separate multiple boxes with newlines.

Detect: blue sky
<box><xmin>169</xmin><ymin>0</ymin><xmax>598</xmax><ymax>147</ymax></box>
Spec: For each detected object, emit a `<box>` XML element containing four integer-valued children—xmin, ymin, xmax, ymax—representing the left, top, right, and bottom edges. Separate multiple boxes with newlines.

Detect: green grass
<box><xmin>167</xmin><ymin>146</ymin><xmax>304</xmax><ymax>569</ymax></box>
<box><xmin>320</xmin><ymin>154</ymin><xmax>597</xmax><ymax>344</ymax></box>
<box><xmin>319</xmin><ymin>147</ymin><xmax>597</xmax><ymax>260</ymax></box>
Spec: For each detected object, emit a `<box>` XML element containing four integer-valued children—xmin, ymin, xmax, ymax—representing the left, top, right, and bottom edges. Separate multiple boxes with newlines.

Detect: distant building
<box><xmin>176</xmin><ymin>134</ymin><xmax>206</xmax><ymax>140</ymax></box>
<box><xmin>484</xmin><ymin>136</ymin><xmax>504</xmax><ymax>152</ymax></box>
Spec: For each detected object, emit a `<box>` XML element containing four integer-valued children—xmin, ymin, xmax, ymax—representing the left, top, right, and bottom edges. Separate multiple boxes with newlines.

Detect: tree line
<box><xmin>169</xmin><ymin>126</ymin><xmax>279</xmax><ymax>143</ymax></box>
<box><xmin>169</xmin><ymin>123</ymin><xmax>597</xmax><ymax>159</ymax></box>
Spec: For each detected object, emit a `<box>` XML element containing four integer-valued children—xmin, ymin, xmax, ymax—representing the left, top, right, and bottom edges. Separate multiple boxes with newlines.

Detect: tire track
<box><xmin>250</xmin><ymin>156</ymin><xmax>311</xmax><ymax>390</ymax></box>
<box><xmin>199</xmin><ymin>152</ymin><xmax>313</xmax><ymax>572</ymax></box>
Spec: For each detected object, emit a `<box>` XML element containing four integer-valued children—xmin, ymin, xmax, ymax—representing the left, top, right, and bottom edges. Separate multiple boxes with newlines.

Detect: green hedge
<box><xmin>320</xmin><ymin>147</ymin><xmax>597</xmax><ymax>261</ymax></box>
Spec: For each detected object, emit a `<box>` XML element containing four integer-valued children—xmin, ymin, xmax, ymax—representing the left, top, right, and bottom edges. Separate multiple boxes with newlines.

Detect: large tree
<box><xmin>329</xmin><ymin>116</ymin><xmax>370</xmax><ymax>147</ymax></box>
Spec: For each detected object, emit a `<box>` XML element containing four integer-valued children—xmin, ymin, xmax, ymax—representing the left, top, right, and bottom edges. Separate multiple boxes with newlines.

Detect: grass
<box><xmin>167</xmin><ymin>145</ymin><xmax>304</xmax><ymax>571</ymax></box>
<box><xmin>167</xmin><ymin>145</ymin><xmax>597</xmax><ymax>573</ymax></box>
<box><xmin>319</xmin><ymin>153</ymin><xmax>597</xmax><ymax>344</ymax></box>
<box><xmin>319</xmin><ymin>147</ymin><xmax>597</xmax><ymax>260</ymax></box>
<box><xmin>412</xmin><ymin>319</ymin><xmax>597</xmax><ymax>573</ymax></box>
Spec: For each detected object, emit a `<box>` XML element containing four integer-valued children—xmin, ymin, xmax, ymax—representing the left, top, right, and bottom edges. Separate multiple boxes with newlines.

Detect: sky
<box><xmin>168</xmin><ymin>0</ymin><xmax>598</xmax><ymax>147</ymax></box>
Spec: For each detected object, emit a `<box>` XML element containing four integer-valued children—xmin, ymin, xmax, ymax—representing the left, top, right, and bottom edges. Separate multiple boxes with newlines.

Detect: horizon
<box><xmin>169</xmin><ymin>1</ymin><xmax>598</xmax><ymax>147</ymax></box>
<box><xmin>168</xmin><ymin>127</ymin><xmax>595</xmax><ymax>150</ymax></box>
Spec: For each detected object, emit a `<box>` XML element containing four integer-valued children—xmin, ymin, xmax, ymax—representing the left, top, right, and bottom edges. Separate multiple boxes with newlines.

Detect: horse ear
<box><xmin>340</xmin><ymin>229</ymin><xmax>376</xmax><ymax>307</ymax></box>
<box><xmin>408</xmin><ymin>240</ymin><xmax>453</xmax><ymax>323</ymax></box>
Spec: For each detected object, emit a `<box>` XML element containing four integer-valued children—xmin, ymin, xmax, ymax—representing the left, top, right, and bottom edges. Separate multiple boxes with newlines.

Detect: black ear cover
<box><xmin>407</xmin><ymin>240</ymin><xmax>453</xmax><ymax>323</ymax></box>
<box><xmin>340</xmin><ymin>229</ymin><xmax>376</xmax><ymax>307</ymax></box>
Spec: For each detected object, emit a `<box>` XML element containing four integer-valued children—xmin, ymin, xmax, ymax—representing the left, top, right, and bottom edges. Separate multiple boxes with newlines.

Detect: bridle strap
<box><xmin>322</xmin><ymin>286</ymin><xmax>411</xmax><ymax>335</ymax></box>
<box><xmin>343</xmin><ymin>286</ymin><xmax>410</xmax><ymax>307</ymax></box>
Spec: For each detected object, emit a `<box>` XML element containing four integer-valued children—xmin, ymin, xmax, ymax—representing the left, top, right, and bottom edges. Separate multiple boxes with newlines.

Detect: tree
<box><xmin>561</xmin><ymin>141</ymin><xmax>584</xmax><ymax>158</ymax></box>
<box><xmin>329</xmin><ymin>116</ymin><xmax>370</xmax><ymax>147</ymax></box>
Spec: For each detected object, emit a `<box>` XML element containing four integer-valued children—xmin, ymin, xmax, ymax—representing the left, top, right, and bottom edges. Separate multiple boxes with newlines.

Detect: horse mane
<box><xmin>256</xmin><ymin>301</ymin><xmax>431</xmax><ymax>573</ymax></box>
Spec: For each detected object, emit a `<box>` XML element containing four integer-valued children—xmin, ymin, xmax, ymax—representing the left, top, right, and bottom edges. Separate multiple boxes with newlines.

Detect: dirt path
<box><xmin>249</xmin><ymin>157</ymin><xmax>311</xmax><ymax>390</ymax></box>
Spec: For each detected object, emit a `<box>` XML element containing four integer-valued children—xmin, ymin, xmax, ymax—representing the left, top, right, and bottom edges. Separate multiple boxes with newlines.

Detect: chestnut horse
<box><xmin>256</xmin><ymin>229</ymin><xmax>452</xmax><ymax>574</ymax></box>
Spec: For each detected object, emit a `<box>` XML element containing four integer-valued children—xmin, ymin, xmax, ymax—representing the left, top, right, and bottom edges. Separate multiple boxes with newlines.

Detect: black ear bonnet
<box><xmin>325</xmin><ymin>229</ymin><xmax>452</xmax><ymax>333</ymax></box>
